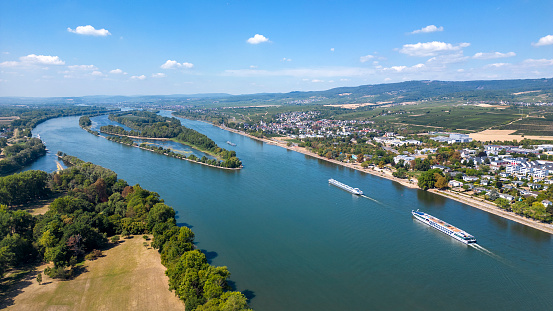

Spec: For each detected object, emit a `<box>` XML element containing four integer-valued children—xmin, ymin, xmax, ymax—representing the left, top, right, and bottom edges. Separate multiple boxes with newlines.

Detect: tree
<box><xmin>36</xmin><ymin>272</ymin><xmax>42</xmax><ymax>285</ymax></box>
<box><xmin>434</xmin><ymin>176</ymin><xmax>448</xmax><ymax>189</ymax></box>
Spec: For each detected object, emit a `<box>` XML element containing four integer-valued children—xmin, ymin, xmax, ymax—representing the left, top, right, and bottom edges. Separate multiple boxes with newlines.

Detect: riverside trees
<box><xmin>0</xmin><ymin>155</ymin><xmax>251</xmax><ymax>310</ymax></box>
<box><xmin>99</xmin><ymin>111</ymin><xmax>242</xmax><ymax>168</ymax></box>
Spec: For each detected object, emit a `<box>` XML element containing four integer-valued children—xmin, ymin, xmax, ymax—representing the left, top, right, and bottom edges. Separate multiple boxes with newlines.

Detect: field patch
<box><xmin>469</xmin><ymin>129</ymin><xmax>553</xmax><ymax>142</ymax></box>
<box><xmin>4</xmin><ymin>236</ymin><xmax>184</xmax><ymax>311</ymax></box>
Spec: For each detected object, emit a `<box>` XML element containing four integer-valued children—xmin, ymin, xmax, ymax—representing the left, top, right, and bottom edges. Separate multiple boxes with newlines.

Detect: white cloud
<box><xmin>91</xmin><ymin>70</ymin><xmax>104</xmax><ymax>76</ymax></box>
<box><xmin>249</xmin><ymin>65</ymin><xmax>258</xmax><ymax>69</ymax></box>
<box><xmin>473</xmin><ymin>51</ymin><xmax>516</xmax><ymax>59</ymax></box>
<box><xmin>20</xmin><ymin>54</ymin><xmax>65</xmax><ymax>65</ymax></box>
<box><xmin>282</xmin><ymin>58</ymin><xmax>292</xmax><ymax>62</ymax></box>
<box><xmin>109</xmin><ymin>68</ymin><xmax>126</xmax><ymax>74</ymax></box>
<box><xmin>130</xmin><ymin>75</ymin><xmax>146</xmax><ymax>80</ymax></box>
<box><xmin>0</xmin><ymin>61</ymin><xmax>19</xmax><ymax>67</ymax></box>
<box><xmin>360</xmin><ymin>54</ymin><xmax>374</xmax><ymax>63</ymax></box>
<box><xmin>399</xmin><ymin>41</ymin><xmax>470</xmax><ymax>57</ymax></box>
<box><xmin>311</xmin><ymin>79</ymin><xmax>324</xmax><ymax>83</ymax></box>
<box><xmin>152</xmin><ymin>73</ymin><xmax>166</xmax><ymax>78</ymax></box>
<box><xmin>384</xmin><ymin>78</ymin><xmax>392</xmax><ymax>81</ymax></box>
<box><xmin>247</xmin><ymin>34</ymin><xmax>269</xmax><ymax>44</ymax></box>
<box><xmin>427</xmin><ymin>51</ymin><xmax>469</xmax><ymax>64</ymax></box>
<box><xmin>532</xmin><ymin>35</ymin><xmax>553</xmax><ymax>47</ymax></box>
<box><xmin>67</xmin><ymin>25</ymin><xmax>111</xmax><ymax>36</ymax></box>
<box><xmin>330</xmin><ymin>48</ymin><xmax>335</xmax><ymax>52</ymax></box>
<box><xmin>411</xmin><ymin>25</ymin><xmax>444</xmax><ymax>34</ymax></box>
<box><xmin>160</xmin><ymin>60</ymin><xmax>194</xmax><ymax>69</ymax></box>
<box><xmin>68</xmin><ymin>64</ymin><xmax>97</xmax><ymax>71</ymax></box>
<box><xmin>485</xmin><ymin>63</ymin><xmax>510</xmax><ymax>68</ymax></box>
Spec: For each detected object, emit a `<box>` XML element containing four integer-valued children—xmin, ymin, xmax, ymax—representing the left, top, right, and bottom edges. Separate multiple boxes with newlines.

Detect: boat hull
<box><xmin>412</xmin><ymin>210</ymin><xmax>476</xmax><ymax>244</ymax></box>
<box><xmin>328</xmin><ymin>179</ymin><xmax>363</xmax><ymax>195</ymax></box>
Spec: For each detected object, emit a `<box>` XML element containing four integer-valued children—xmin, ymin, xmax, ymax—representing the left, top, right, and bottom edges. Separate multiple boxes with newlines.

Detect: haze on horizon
<box><xmin>0</xmin><ymin>0</ymin><xmax>552</xmax><ymax>97</ymax></box>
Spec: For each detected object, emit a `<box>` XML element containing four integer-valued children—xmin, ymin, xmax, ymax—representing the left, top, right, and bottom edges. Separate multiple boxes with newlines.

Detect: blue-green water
<box><xmin>26</xmin><ymin>113</ymin><xmax>553</xmax><ymax>310</ymax></box>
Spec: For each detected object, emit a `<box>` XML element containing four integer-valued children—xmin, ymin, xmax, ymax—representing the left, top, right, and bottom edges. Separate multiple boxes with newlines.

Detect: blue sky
<box><xmin>1</xmin><ymin>0</ymin><xmax>552</xmax><ymax>97</ymax></box>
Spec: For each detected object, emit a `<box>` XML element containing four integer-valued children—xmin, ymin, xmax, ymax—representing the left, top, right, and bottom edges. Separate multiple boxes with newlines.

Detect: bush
<box><xmin>110</xmin><ymin>235</ymin><xmax>120</xmax><ymax>243</ymax></box>
<box><xmin>143</xmin><ymin>235</ymin><xmax>150</xmax><ymax>240</ymax></box>
<box><xmin>44</xmin><ymin>266</ymin><xmax>73</xmax><ymax>279</ymax></box>
<box><xmin>85</xmin><ymin>249</ymin><xmax>103</xmax><ymax>261</ymax></box>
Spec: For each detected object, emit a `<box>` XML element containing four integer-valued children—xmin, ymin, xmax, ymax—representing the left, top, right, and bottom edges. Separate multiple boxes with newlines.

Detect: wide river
<box><xmin>26</xmin><ymin>112</ymin><xmax>553</xmax><ymax>310</ymax></box>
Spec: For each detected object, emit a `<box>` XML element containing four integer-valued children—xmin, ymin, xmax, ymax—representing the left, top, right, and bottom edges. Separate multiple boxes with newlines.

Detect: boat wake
<box><xmin>361</xmin><ymin>195</ymin><xmax>382</xmax><ymax>204</ymax></box>
<box><xmin>470</xmin><ymin>243</ymin><xmax>511</xmax><ymax>266</ymax></box>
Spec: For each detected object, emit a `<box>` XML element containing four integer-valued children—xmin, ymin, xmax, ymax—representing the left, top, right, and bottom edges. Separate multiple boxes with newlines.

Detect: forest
<box><xmin>0</xmin><ymin>154</ymin><xmax>251</xmax><ymax>310</ymax></box>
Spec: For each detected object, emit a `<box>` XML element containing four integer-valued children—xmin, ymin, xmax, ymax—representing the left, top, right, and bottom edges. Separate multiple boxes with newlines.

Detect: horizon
<box><xmin>1</xmin><ymin>77</ymin><xmax>551</xmax><ymax>100</ymax></box>
<box><xmin>1</xmin><ymin>1</ymin><xmax>552</xmax><ymax>97</ymax></box>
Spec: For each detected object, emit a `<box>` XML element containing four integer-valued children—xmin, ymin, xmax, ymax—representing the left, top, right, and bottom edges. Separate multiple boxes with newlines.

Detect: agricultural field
<box><xmin>499</xmin><ymin>117</ymin><xmax>553</xmax><ymax>136</ymax></box>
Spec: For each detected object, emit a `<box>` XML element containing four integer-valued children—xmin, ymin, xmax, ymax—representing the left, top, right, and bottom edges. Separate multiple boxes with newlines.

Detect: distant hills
<box><xmin>1</xmin><ymin>78</ymin><xmax>551</xmax><ymax>106</ymax></box>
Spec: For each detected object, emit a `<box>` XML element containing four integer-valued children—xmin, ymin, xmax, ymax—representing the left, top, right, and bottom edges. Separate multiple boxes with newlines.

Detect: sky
<box><xmin>0</xmin><ymin>0</ymin><xmax>552</xmax><ymax>97</ymax></box>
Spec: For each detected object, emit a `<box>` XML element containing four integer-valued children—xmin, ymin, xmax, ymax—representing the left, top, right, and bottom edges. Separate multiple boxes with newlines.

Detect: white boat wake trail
<box><xmin>361</xmin><ymin>195</ymin><xmax>382</xmax><ymax>205</ymax></box>
<box><xmin>470</xmin><ymin>244</ymin><xmax>512</xmax><ymax>266</ymax></box>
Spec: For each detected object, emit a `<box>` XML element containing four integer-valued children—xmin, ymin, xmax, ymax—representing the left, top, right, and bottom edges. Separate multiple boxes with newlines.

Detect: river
<box><xmin>25</xmin><ymin>112</ymin><xmax>553</xmax><ymax>310</ymax></box>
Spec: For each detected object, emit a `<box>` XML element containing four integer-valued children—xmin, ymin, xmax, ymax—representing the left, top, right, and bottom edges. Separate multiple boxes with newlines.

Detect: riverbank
<box><xmin>429</xmin><ymin>189</ymin><xmax>553</xmax><ymax>234</ymax></box>
<box><xmin>217</xmin><ymin>124</ymin><xmax>553</xmax><ymax>235</ymax></box>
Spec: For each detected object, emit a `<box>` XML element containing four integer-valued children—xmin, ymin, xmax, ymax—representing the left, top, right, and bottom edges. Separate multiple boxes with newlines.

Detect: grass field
<box><xmin>3</xmin><ymin>236</ymin><xmax>184</xmax><ymax>311</ymax></box>
<box><xmin>499</xmin><ymin>117</ymin><xmax>553</xmax><ymax>136</ymax></box>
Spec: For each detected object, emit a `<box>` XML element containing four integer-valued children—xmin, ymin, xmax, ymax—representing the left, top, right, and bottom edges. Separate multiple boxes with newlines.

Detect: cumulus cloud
<box><xmin>20</xmin><ymin>54</ymin><xmax>65</xmax><ymax>65</ymax></box>
<box><xmin>152</xmin><ymin>73</ymin><xmax>166</xmax><ymax>78</ymax></box>
<box><xmin>91</xmin><ymin>70</ymin><xmax>104</xmax><ymax>76</ymax></box>
<box><xmin>131</xmin><ymin>75</ymin><xmax>146</xmax><ymax>80</ymax></box>
<box><xmin>160</xmin><ymin>60</ymin><xmax>194</xmax><ymax>69</ymax></box>
<box><xmin>473</xmin><ymin>51</ymin><xmax>516</xmax><ymax>59</ymax></box>
<box><xmin>411</xmin><ymin>25</ymin><xmax>444</xmax><ymax>34</ymax></box>
<box><xmin>532</xmin><ymin>35</ymin><xmax>553</xmax><ymax>47</ymax></box>
<box><xmin>330</xmin><ymin>48</ymin><xmax>335</xmax><ymax>52</ymax></box>
<box><xmin>109</xmin><ymin>68</ymin><xmax>126</xmax><ymax>74</ymax></box>
<box><xmin>67</xmin><ymin>25</ymin><xmax>111</xmax><ymax>36</ymax></box>
<box><xmin>360</xmin><ymin>54</ymin><xmax>374</xmax><ymax>63</ymax></box>
<box><xmin>247</xmin><ymin>34</ymin><xmax>269</xmax><ymax>44</ymax></box>
<box><xmin>399</xmin><ymin>41</ymin><xmax>470</xmax><ymax>57</ymax></box>
<box><xmin>1</xmin><ymin>54</ymin><xmax>65</xmax><ymax>67</ymax></box>
<box><xmin>484</xmin><ymin>63</ymin><xmax>510</xmax><ymax>68</ymax></box>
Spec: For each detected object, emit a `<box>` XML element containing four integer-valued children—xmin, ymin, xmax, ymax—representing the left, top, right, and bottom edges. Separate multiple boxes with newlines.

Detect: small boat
<box><xmin>227</xmin><ymin>141</ymin><xmax>237</xmax><ymax>146</ymax></box>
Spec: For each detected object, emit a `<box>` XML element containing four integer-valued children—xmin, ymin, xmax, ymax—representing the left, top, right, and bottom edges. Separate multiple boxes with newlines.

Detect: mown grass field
<box><xmin>4</xmin><ymin>236</ymin><xmax>184</xmax><ymax>311</ymax></box>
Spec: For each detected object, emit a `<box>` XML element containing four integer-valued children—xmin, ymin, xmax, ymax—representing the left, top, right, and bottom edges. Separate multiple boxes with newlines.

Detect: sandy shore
<box><xmin>218</xmin><ymin>125</ymin><xmax>553</xmax><ymax>235</ymax></box>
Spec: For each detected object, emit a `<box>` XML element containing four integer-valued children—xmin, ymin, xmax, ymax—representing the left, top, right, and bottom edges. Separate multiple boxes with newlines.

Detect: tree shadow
<box><xmin>0</xmin><ymin>266</ymin><xmax>37</xmax><ymax>309</ymax></box>
<box><xmin>177</xmin><ymin>222</ymin><xmax>193</xmax><ymax>229</ymax></box>
<box><xmin>226</xmin><ymin>280</ymin><xmax>256</xmax><ymax>302</ymax></box>
<box><xmin>200</xmin><ymin>249</ymin><xmax>218</xmax><ymax>264</ymax></box>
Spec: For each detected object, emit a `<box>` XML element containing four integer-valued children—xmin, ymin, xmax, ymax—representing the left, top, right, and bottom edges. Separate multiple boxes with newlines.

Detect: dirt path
<box><xmin>5</xmin><ymin>236</ymin><xmax>184</xmax><ymax>311</ymax></box>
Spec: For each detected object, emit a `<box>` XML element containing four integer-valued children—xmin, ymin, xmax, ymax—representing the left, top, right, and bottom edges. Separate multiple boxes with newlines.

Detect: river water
<box><xmin>26</xmin><ymin>112</ymin><xmax>553</xmax><ymax>310</ymax></box>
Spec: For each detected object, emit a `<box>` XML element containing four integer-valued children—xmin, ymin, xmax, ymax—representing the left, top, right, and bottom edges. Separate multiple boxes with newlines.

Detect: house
<box><xmin>542</xmin><ymin>200</ymin><xmax>552</xmax><ymax>207</ymax></box>
<box><xmin>431</xmin><ymin>165</ymin><xmax>449</xmax><ymax>171</ymax></box>
<box><xmin>480</xmin><ymin>180</ymin><xmax>490</xmax><ymax>186</ymax></box>
<box><xmin>463</xmin><ymin>175</ymin><xmax>479</xmax><ymax>182</ymax></box>
<box><xmin>449</xmin><ymin>180</ymin><xmax>463</xmax><ymax>188</ymax></box>
<box><xmin>393</xmin><ymin>155</ymin><xmax>415</xmax><ymax>164</ymax></box>
<box><xmin>499</xmin><ymin>193</ymin><xmax>514</xmax><ymax>201</ymax></box>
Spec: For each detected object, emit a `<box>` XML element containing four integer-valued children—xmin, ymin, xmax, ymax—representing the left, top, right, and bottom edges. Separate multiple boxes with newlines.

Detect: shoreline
<box><xmin>216</xmin><ymin>124</ymin><xmax>553</xmax><ymax>235</ymax></box>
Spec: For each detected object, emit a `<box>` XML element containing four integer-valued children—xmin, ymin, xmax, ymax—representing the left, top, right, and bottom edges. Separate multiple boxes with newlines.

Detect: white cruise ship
<box><xmin>412</xmin><ymin>210</ymin><xmax>476</xmax><ymax>244</ymax></box>
<box><xmin>328</xmin><ymin>179</ymin><xmax>363</xmax><ymax>195</ymax></box>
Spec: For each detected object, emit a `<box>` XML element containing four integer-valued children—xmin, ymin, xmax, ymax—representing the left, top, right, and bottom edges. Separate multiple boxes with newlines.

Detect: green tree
<box><xmin>36</xmin><ymin>272</ymin><xmax>42</xmax><ymax>285</ymax></box>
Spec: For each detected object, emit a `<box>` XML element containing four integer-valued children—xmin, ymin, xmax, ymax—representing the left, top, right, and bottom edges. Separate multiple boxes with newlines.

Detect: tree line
<box><xmin>0</xmin><ymin>154</ymin><xmax>251</xmax><ymax>310</ymax></box>
<box><xmin>98</xmin><ymin>111</ymin><xmax>241</xmax><ymax>168</ymax></box>
<box><xmin>0</xmin><ymin>138</ymin><xmax>46</xmax><ymax>175</ymax></box>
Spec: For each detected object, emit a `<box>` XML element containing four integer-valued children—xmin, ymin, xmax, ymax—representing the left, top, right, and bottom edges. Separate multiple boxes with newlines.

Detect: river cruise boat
<box><xmin>412</xmin><ymin>210</ymin><xmax>477</xmax><ymax>244</ymax></box>
<box><xmin>328</xmin><ymin>179</ymin><xmax>363</xmax><ymax>195</ymax></box>
<box><xmin>227</xmin><ymin>141</ymin><xmax>236</xmax><ymax>146</ymax></box>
